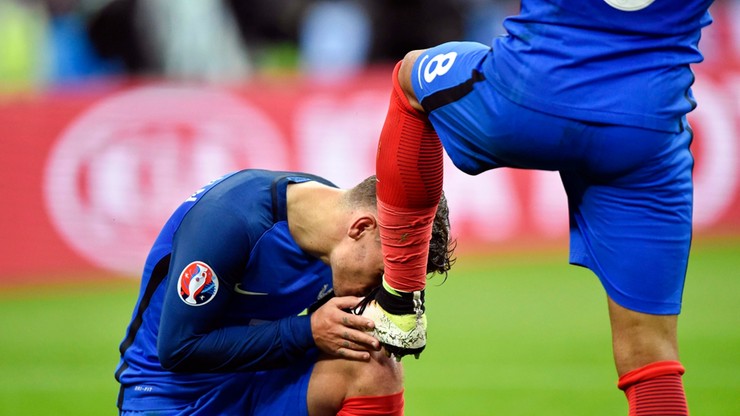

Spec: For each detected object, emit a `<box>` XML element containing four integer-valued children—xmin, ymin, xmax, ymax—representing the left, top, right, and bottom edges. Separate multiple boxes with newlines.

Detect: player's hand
<box><xmin>310</xmin><ymin>296</ymin><xmax>380</xmax><ymax>361</ymax></box>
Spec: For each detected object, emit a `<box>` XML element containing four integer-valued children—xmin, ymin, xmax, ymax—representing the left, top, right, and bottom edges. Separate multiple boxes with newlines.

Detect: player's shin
<box><xmin>373</xmin><ymin>61</ymin><xmax>443</xmax><ymax>359</ymax></box>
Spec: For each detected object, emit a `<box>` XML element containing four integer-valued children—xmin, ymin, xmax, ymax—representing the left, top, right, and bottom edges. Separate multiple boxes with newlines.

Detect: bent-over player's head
<box><xmin>345</xmin><ymin>175</ymin><xmax>455</xmax><ymax>280</ymax></box>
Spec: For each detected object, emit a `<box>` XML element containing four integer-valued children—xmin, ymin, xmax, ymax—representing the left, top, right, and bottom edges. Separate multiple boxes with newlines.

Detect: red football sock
<box><xmin>618</xmin><ymin>360</ymin><xmax>688</xmax><ymax>416</ymax></box>
<box><xmin>337</xmin><ymin>391</ymin><xmax>404</xmax><ymax>416</ymax></box>
<box><xmin>376</xmin><ymin>61</ymin><xmax>443</xmax><ymax>293</ymax></box>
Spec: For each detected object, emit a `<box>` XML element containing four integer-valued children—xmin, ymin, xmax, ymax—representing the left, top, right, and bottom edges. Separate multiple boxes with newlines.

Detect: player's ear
<box><xmin>348</xmin><ymin>214</ymin><xmax>377</xmax><ymax>240</ymax></box>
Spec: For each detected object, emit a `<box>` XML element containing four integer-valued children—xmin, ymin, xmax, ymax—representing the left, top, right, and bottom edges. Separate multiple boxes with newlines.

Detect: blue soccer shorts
<box><xmin>411</xmin><ymin>41</ymin><xmax>693</xmax><ymax>315</ymax></box>
<box><xmin>120</xmin><ymin>354</ymin><xmax>316</xmax><ymax>415</ymax></box>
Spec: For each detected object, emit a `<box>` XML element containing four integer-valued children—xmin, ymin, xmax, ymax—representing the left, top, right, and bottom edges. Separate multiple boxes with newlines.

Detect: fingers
<box><xmin>328</xmin><ymin>296</ymin><xmax>375</xmax><ymax>330</ymax></box>
<box><xmin>329</xmin><ymin>296</ymin><xmax>362</xmax><ymax>309</ymax></box>
<box><xmin>330</xmin><ymin>296</ymin><xmax>368</xmax><ymax>313</ymax></box>
<box><xmin>331</xmin><ymin>329</ymin><xmax>378</xmax><ymax>361</ymax></box>
<box><xmin>310</xmin><ymin>297</ymin><xmax>382</xmax><ymax>360</ymax></box>
<box><xmin>313</xmin><ymin>328</ymin><xmax>379</xmax><ymax>361</ymax></box>
<box><xmin>341</xmin><ymin>327</ymin><xmax>380</xmax><ymax>351</ymax></box>
<box><xmin>335</xmin><ymin>348</ymin><xmax>371</xmax><ymax>362</ymax></box>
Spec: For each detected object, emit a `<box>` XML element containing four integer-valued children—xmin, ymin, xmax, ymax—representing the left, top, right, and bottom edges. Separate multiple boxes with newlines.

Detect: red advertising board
<box><xmin>2</xmin><ymin>61</ymin><xmax>739</xmax><ymax>282</ymax></box>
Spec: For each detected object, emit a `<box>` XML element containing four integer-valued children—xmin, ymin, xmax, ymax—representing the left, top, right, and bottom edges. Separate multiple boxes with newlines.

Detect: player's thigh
<box><xmin>307</xmin><ymin>356</ymin><xmax>347</xmax><ymax>416</ymax></box>
<box><xmin>247</xmin><ymin>353</ymin><xmax>317</xmax><ymax>416</ymax></box>
<box><xmin>563</xmin><ymin>121</ymin><xmax>694</xmax><ymax>315</ymax></box>
<box><xmin>410</xmin><ymin>41</ymin><xmax>505</xmax><ymax>174</ymax></box>
<box><xmin>411</xmin><ymin>43</ymin><xmax>601</xmax><ymax>175</ymax></box>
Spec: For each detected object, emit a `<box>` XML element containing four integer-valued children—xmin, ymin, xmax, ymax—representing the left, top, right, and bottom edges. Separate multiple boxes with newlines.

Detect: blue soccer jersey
<box><xmin>488</xmin><ymin>0</ymin><xmax>713</xmax><ymax>132</ymax></box>
<box><xmin>115</xmin><ymin>169</ymin><xmax>336</xmax><ymax>414</ymax></box>
<box><xmin>413</xmin><ymin>0</ymin><xmax>713</xmax><ymax>129</ymax></box>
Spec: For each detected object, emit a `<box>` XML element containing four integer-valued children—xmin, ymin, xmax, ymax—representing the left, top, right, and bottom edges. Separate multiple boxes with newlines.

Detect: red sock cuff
<box><xmin>618</xmin><ymin>360</ymin><xmax>686</xmax><ymax>391</ymax></box>
<box><xmin>337</xmin><ymin>390</ymin><xmax>405</xmax><ymax>416</ymax></box>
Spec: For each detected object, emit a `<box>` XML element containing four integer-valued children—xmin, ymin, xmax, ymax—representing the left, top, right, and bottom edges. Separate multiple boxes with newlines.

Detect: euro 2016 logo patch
<box><xmin>178</xmin><ymin>261</ymin><xmax>219</xmax><ymax>306</ymax></box>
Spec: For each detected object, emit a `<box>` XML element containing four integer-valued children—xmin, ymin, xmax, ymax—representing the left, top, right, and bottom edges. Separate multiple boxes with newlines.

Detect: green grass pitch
<box><xmin>0</xmin><ymin>237</ymin><xmax>738</xmax><ymax>415</ymax></box>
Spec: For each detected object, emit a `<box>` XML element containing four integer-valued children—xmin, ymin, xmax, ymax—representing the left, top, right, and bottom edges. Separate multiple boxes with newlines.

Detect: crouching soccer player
<box><xmin>114</xmin><ymin>169</ymin><xmax>453</xmax><ymax>415</ymax></box>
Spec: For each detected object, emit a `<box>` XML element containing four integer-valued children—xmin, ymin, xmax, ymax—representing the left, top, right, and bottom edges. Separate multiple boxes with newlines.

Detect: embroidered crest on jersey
<box><xmin>603</xmin><ymin>0</ymin><xmax>654</xmax><ymax>11</ymax></box>
<box><xmin>178</xmin><ymin>261</ymin><xmax>219</xmax><ymax>306</ymax></box>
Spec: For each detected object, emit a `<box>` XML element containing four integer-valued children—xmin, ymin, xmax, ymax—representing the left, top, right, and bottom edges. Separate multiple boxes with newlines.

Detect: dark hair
<box><xmin>348</xmin><ymin>176</ymin><xmax>456</xmax><ymax>279</ymax></box>
<box><xmin>428</xmin><ymin>192</ymin><xmax>456</xmax><ymax>280</ymax></box>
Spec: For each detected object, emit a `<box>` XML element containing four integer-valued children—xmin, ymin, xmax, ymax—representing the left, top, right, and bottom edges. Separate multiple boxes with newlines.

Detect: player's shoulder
<box><xmin>228</xmin><ymin>169</ymin><xmax>336</xmax><ymax>188</ymax></box>
<box><xmin>189</xmin><ymin>169</ymin><xmax>336</xmax><ymax>227</ymax></box>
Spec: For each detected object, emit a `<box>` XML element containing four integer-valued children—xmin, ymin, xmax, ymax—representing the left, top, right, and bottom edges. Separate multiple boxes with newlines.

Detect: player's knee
<box><xmin>401</xmin><ymin>49</ymin><xmax>424</xmax><ymax>67</ymax></box>
<box><xmin>308</xmin><ymin>352</ymin><xmax>403</xmax><ymax>415</ymax></box>
<box><xmin>398</xmin><ymin>50</ymin><xmax>426</xmax><ymax>110</ymax></box>
<box><xmin>346</xmin><ymin>350</ymin><xmax>404</xmax><ymax>397</ymax></box>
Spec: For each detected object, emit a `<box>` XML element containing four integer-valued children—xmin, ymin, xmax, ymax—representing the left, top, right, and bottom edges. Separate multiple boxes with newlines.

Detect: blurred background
<box><xmin>1</xmin><ymin>0</ymin><xmax>739</xmax><ymax>279</ymax></box>
<box><xmin>0</xmin><ymin>0</ymin><xmax>738</xmax><ymax>414</ymax></box>
<box><xmin>0</xmin><ymin>0</ymin><xmax>519</xmax><ymax>89</ymax></box>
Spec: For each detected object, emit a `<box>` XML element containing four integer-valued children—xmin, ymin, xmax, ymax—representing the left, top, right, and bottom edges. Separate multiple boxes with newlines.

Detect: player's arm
<box><xmin>156</xmin><ymin>205</ymin><xmax>310</xmax><ymax>372</ymax></box>
<box><xmin>157</xmin><ymin>206</ymin><xmax>376</xmax><ymax>373</ymax></box>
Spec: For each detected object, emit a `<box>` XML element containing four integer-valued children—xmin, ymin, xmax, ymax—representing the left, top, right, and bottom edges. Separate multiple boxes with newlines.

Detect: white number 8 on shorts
<box><xmin>423</xmin><ymin>52</ymin><xmax>458</xmax><ymax>83</ymax></box>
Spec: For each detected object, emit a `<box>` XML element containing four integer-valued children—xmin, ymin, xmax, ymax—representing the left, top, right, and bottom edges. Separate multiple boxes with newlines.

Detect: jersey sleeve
<box><xmin>157</xmin><ymin>202</ymin><xmax>315</xmax><ymax>373</ymax></box>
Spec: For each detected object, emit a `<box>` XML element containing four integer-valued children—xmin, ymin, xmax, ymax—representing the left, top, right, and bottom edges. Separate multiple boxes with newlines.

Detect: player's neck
<box><xmin>287</xmin><ymin>182</ymin><xmax>347</xmax><ymax>262</ymax></box>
